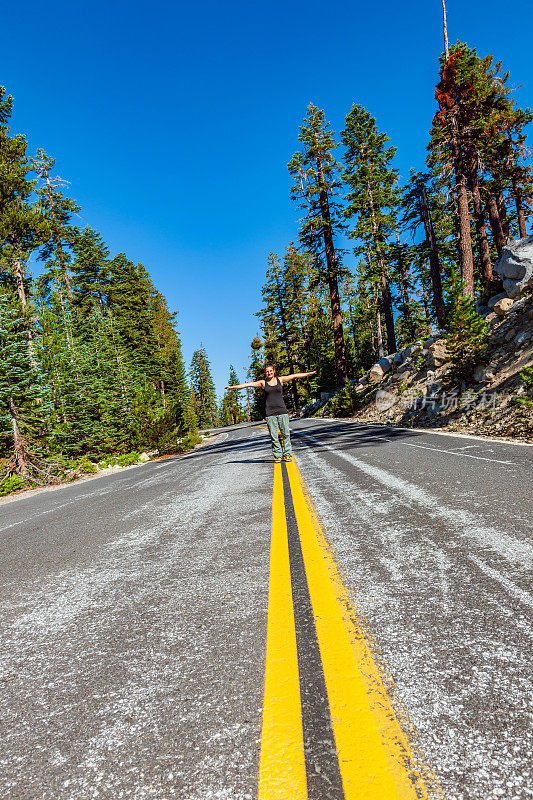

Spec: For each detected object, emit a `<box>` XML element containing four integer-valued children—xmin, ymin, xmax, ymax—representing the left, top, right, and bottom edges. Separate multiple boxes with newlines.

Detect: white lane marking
<box><xmin>468</xmin><ymin>554</ymin><xmax>533</xmax><ymax>609</ymax></box>
<box><xmin>345</xmin><ymin>434</ymin><xmax>391</xmax><ymax>443</ymax></box>
<box><xmin>400</xmin><ymin>442</ymin><xmax>514</xmax><ymax>465</ymax></box>
<box><xmin>0</xmin><ymin>451</ymin><xmax>196</xmax><ymax>532</ymax></box>
<box><xmin>304</xmin><ymin>422</ymin><xmax>516</xmax><ymax>464</ymax></box>
<box><xmin>295</xmin><ymin>430</ymin><xmax>533</xmax><ymax>574</ymax></box>
<box><xmin>0</xmin><ymin>498</ymin><xmax>79</xmax><ymax>532</ymax></box>
<box><xmin>0</xmin><ymin>433</ymin><xmax>236</xmax><ymax>532</ymax></box>
<box><xmin>321</xmin><ymin>418</ymin><xmax>533</xmax><ymax>447</ymax></box>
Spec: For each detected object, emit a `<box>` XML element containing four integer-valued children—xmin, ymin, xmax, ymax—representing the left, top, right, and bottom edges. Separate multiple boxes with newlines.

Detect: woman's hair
<box><xmin>264</xmin><ymin>364</ymin><xmax>276</xmax><ymax>372</ymax></box>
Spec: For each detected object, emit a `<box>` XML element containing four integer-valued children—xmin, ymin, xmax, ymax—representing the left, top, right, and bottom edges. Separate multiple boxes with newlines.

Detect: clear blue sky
<box><xmin>3</xmin><ymin>0</ymin><xmax>532</xmax><ymax>396</ymax></box>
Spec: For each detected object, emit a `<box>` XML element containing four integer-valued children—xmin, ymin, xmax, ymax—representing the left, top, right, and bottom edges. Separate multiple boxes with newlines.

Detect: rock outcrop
<box><xmin>304</xmin><ymin>293</ymin><xmax>533</xmax><ymax>441</ymax></box>
<box><xmin>494</xmin><ymin>235</ymin><xmax>533</xmax><ymax>298</ymax></box>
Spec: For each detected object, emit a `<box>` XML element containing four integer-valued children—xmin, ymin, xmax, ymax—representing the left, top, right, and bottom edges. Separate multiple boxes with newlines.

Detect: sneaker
<box><xmin>274</xmin><ymin>458</ymin><xmax>282</xmax><ymax>463</ymax></box>
<box><xmin>283</xmin><ymin>454</ymin><xmax>293</xmax><ymax>462</ymax></box>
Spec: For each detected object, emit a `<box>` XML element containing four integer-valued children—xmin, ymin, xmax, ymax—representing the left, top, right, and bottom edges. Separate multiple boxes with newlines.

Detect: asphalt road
<box><xmin>0</xmin><ymin>419</ymin><xmax>531</xmax><ymax>800</ymax></box>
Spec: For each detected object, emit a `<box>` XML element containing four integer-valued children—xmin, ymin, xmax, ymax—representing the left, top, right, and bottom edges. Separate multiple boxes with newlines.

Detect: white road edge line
<box><xmin>303</xmin><ymin>426</ymin><xmax>514</xmax><ymax>465</ymax></box>
<box><xmin>319</xmin><ymin>418</ymin><xmax>533</xmax><ymax>447</ymax></box>
<box><xmin>399</xmin><ymin>442</ymin><xmax>514</xmax><ymax>465</ymax></box>
<box><xmin>0</xmin><ymin>433</ymin><xmax>229</xmax><ymax>533</ymax></box>
<box><xmin>468</xmin><ymin>553</ymin><xmax>533</xmax><ymax>610</ymax></box>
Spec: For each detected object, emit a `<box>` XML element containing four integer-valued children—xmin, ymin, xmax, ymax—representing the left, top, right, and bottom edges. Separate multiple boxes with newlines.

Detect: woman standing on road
<box><xmin>225</xmin><ymin>365</ymin><xmax>316</xmax><ymax>462</ymax></box>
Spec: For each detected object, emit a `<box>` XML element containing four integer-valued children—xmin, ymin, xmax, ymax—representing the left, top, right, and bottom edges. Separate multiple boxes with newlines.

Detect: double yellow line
<box><xmin>258</xmin><ymin>459</ymin><xmax>443</xmax><ymax>800</ymax></box>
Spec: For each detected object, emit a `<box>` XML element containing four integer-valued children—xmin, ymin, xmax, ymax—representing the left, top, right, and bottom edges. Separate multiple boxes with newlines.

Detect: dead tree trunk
<box><xmin>496</xmin><ymin>190</ymin><xmax>510</xmax><ymax>243</ymax></box>
<box><xmin>45</xmin><ymin>175</ymin><xmax>74</xmax><ymax>301</ymax></box>
<box><xmin>8</xmin><ymin>398</ymin><xmax>29</xmax><ymax>478</ymax></box>
<box><xmin>442</xmin><ymin>0</ymin><xmax>449</xmax><ymax>59</ymax></box>
<box><xmin>373</xmin><ymin>285</ymin><xmax>384</xmax><ymax>358</ymax></box>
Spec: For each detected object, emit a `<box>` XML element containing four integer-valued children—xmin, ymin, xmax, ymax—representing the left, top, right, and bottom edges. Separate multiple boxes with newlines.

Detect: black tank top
<box><xmin>264</xmin><ymin>378</ymin><xmax>288</xmax><ymax>417</ymax></box>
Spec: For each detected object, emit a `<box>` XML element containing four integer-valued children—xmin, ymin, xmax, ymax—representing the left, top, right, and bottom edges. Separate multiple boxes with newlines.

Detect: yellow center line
<box><xmin>285</xmin><ymin>459</ymin><xmax>444</xmax><ymax>800</ymax></box>
<box><xmin>258</xmin><ymin>463</ymin><xmax>307</xmax><ymax>800</ymax></box>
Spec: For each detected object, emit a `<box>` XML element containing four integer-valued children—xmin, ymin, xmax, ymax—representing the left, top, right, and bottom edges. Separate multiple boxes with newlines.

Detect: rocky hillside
<box><xmin>304</xmin><ymin>241</ymin><xmax>533</xmax><ymax>441</ymax></box>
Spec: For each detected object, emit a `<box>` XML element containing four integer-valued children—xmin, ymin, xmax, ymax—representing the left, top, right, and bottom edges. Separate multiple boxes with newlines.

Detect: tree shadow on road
<box><xmin>186</xmin><ymin>421</ymin><xmax>422</xmax><ymax>463</ymax></box>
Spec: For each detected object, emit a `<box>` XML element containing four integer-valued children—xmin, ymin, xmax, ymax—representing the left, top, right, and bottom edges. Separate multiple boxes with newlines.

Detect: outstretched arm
<box><xmin>280</xmin><ymin>370</ymin><xmax>317</xmax><ymax>383</ymax></box>
<box><xmin>225</xmin><ymin>380</ymin><xmax>265</xmax><ymax>390</ymax></box>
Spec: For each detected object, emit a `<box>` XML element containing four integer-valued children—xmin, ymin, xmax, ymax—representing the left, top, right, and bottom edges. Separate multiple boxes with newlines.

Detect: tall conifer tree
<box><xmin>341</xmin><ymin>104</ymin><xmax>398</xmax><ymax>353</ymax></box>
<box><xmin>288</xmin><ymin>104</ymin><xmax>348</xmax><ymax>386</ymax></box>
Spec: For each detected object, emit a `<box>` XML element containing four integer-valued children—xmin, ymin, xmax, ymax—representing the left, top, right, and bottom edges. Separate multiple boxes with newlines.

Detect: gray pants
<box><xmin>266</xmin><ymin>414</ymin><xmax>292</xmax><ymax>459</ymax></box>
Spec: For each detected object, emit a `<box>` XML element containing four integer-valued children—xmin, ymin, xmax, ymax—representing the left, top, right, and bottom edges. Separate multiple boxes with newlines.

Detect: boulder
<box><xmin>494</xmin><ymin>235</ymin><xmax>533</xmax><ymax>298</ymax></box>
<box><xmin>369</xmin><ymin>364</ymin><xmax>385</xmax><ymax>384</ymax></box>
<box><xmin>377</xmin><ymin>357</ymin><xmax>393</xmax><ymax>373</ymax></box>
<box><xmin>515</xmin><ymin>331</ymin><xmax>531</xmax><ymax>347</ymax></box>
<box><xmin>392</xmin><ymin>351</ymin><xmax>403</xmax><ymax>364</ymax></box>
<box><xmin>493</xmin><ymin>297</ymin><xmax>515</xmax><ymax>316</ymax></box>
<box><xmin>428</xmin><ymin>339</ymin><xmax>449</xmax><ymax>367</ymax></box>
<box><xmin>488</xmin><ymin>292</ymin><xmax>507</xmax><ymax>309</ymax></box>
<box><xmin>139</xmin><ymin>452</ymin><xmax>150</xmax><ymax>463</ymax></box>
<box><xmin>473</xmin><ymin>365</ymin><xmax>487</xmax><ymax>383</ymax></box>
<box><xmin>485</xmin><ymin>312</ymin><xmax>499</xmax><ymax>325</ymax></box>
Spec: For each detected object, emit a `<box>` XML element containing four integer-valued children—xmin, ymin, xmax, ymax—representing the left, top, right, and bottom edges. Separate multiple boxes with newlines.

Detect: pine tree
<box><xmin>446</xmin><ymin>285</ymin><xmax>489</xmax><ymax>379</ymax></box>
<box><xmin>0</xmin><ymin>293</ymin><xmax>41</xmax><ymax>478</ymax></box>
<box><xmin>33</xmin><ymin>150</ymin><xmax>80</xmax><ymax>301</ymax></box>
<box><xmin>0</xmin><ymin>88</ymin><xmax>48</xmax><ymax>363</ymax></box>
<box><xmin>258</xmin><ymin>252</ymin><xmax>300</xmax><ymax>407</ymax></box>
<box><xmin>401</xmin><ymin>172</ymin><xmax>447</xmax><ymax>328</ymax></box>
<box><xmin>341</xmin><ymin>268</ymin><xmax>377</xmax><ymax>373</ymax></box>
<box><xmin>70</xmin><ymin>227</ymin><xmax>110</xmax><ymax>314</ymax></box>
<box><xmin>107</xmin><ymin>254</ymin><xmax>160</xmax><ymax>380</ymax></box>
<box><xmin>224</xmin><ymin>365</ymin><xmax>244</xmax><ymax>424</ymax></box>
<box><xmin>190</xmin><ymin>346</ymin><xmax>218</xmax><ymax>428</ymax></box>
<box><xmin>288</xmin><ymin>104</ymin><xmax>348</xmax><ymax>386</ymax></box>
<box><xmin>341</xmin><ymin>104</ymin><xmax>398</xmax><ymax>353</ymax></box>
<box><xmin>429</xmin><ymin>43</ymin><xmax>519</xmax><ymax>295</ymax></box>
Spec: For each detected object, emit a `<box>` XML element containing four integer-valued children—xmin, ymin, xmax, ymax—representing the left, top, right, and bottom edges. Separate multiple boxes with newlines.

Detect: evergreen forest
<box><xmin>1</xmin><ymin>15</ymin><xmax>532</xmax><ymax>492</ymax></box>
<box><xmin>0</xmin><ymin>89</ymin><xmax>224</xmax><ymax>491</ymax></box>
<box><xmin>251</xmin><ymin>37</ymin><xmax>532</xmax><ymax>414</ymax></box>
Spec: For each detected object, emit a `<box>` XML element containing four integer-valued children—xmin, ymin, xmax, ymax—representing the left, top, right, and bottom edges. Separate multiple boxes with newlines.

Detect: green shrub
<box><xmin>0</xmin><ymin>475</ymin><xmax>26</xmax><ymax>496</ymax></box>
<box><xmin>98</xmin><ymin>451</ymin><xmax>140</xmax><ymax>468</ymax></box>
<box><xmin>78</xmin><ymin>458</ymin><xmax>98</xmax><ymax>474</ymax></box>
<box><xmin>179</xmin><ymin>434</ymin><xmax>202</xmax><ymax>451</ymax></box>
<box><xmin>446</xmin><ymin>292</ymin><xmax>489</xmax><ymax>379</ymax></box>
<box><xmin>328</xmin><ymin>385</ymin><xmax>359</xmax><ymax>416</ymax></box>
<box><xmin>517</xmin><ymin>367</ymin><xmax>533</xmax><ymax>407</ymax></box>
<box><xmin>115</xmin><ymin>451</ymin><xmax>140</xmax><ymax>466</ymax></box>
